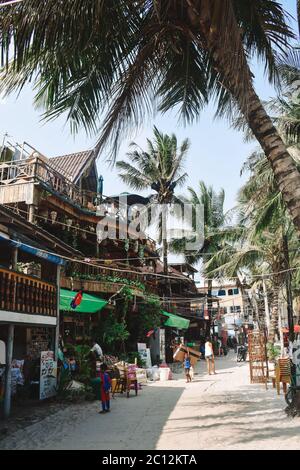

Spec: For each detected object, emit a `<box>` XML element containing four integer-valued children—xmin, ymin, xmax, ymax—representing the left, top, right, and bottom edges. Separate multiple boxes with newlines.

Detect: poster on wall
<box><xmin>40</xmin><ymin>351</ymin><xmax>57</xmax><ymax>400</ymax></box>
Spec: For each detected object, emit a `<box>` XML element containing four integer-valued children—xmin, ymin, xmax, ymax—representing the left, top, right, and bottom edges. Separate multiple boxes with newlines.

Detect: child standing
<box><xmin>99</xmin><ymin>363</ymin><xmax>112</xmax><ymax>414</ymax></box>
<box><xmin>183</xmin><ymin>352</ymin><xmax>192</xmax><ymax>383</ymax></box>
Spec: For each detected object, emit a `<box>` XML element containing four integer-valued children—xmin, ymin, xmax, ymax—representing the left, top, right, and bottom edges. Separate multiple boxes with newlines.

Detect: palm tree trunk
<box><xmin>262</xmin><ymin>280</ymin><xmax>271</xmax><ymax>334</ymax></box>
<box><xmin>297</xmin><ymin>0</ymin><xmax>300</xmax><ymax>38</ymax></box>
<box><xmin>283</xmin><ymin>234</ymin><xmax>295</xmax><ymax>343</ymax></box>
<box><xmin>163</xmin><ymin>238</ymin><xmax>168</xmax><ymax>273</ymax></box>
<box><xmin>193</xmin><ymin>0</ymin><xmax>300</xmax><ymax>232</ymax></box>
<box><xmin>268</xmin><ymin>278</ymin><xmax>281</xmax><ymax>344</ymax></box>
<box><xmin>239</xmin><ymin>86</ymin><xmax>300</xmax><ymax>232</ymax></box>
<box><xmin>206</xmin><ymin>279</ymin><xmax>213</xmax><ymax>338</ymax></box>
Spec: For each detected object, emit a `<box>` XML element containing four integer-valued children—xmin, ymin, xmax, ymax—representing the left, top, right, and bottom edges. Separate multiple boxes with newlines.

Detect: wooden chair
<box><xmin>271</xmin><ymin>358</ymin><xmax>291</xmax><ymax>395</ymax></box>
<box><xmin>111</xmin><ymin>365</ymin><xmax>127</xmax><ymax>397</ymax></box>
<box><xmin>111</xmin><ymin>363</ymin><xmax>138</xmax><ymax>398</ymax></box>
<box><xmin>125</xmin><ymin>367</ymin><xmax>138</xmax><ymax>398</ymax></box>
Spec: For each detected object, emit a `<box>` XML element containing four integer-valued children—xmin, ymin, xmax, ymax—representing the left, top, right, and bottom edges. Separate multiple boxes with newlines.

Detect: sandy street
<box><xmin>1</xmin><ymin>352</ymin><xmax>300</xmax><ymax>450</ymax></box>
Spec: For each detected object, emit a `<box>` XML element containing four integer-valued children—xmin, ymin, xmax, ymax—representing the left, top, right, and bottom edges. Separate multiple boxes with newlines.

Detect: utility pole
<box><xmin>0</xmin><ymin>132</ymin><xmax>8</xmax><ymax>161</ymax></box>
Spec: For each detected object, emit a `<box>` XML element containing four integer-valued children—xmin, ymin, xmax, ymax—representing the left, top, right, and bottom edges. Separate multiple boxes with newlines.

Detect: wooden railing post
<box><xmin>55</xmin><ymin>266</ymin><xmax>60</xmax><ymax>360</ymax></box>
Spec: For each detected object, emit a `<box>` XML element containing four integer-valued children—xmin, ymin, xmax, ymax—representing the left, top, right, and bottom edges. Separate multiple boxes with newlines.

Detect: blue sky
<box><xmin>0</xmin><ymin>0</ymin><xmax>296</xmax><ymax>212</ymax></box>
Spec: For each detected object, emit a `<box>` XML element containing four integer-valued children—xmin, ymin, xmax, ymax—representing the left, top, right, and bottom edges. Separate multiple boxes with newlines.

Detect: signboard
<box><xmin>137</xmin><ymin>343</ymin><xmax>152</xmax><ymax>368</ymax></box>
<box><xmin>40</xmin><ymin>351</ymin><xmax>57</xmax><ymax>400</ymax></box>
<box><xmin>159</xmin><ymin>328</ymin><xmax>166</xmax><ymax>363</ymax></box>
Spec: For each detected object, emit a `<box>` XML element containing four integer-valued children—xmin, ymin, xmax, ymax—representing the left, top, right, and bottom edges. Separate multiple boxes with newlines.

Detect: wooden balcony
<box><xmin>0</xmin><ymin>156</ymin><xmax>96</xmax><ymax>210</ymax></box>
<box><xmin>0</xmin><ymin>267</ymin><xmax>57</xmax><ymax>317</ymax></box>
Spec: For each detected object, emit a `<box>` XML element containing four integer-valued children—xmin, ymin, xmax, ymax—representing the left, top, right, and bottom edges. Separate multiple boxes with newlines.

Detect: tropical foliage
<box><xmin>170</xmin><ymin>180</ymin><xmax>229</xmax><ymax>333</ymax></box>
<box><xmin>2</xmin><ymin>1</ymin><xmax>300</xmax><ymax>230</ymax></box>
<box><xmin>117</xmin><ymin>126</ymin><xmax>189</xmax><ymax>271</ymax></box>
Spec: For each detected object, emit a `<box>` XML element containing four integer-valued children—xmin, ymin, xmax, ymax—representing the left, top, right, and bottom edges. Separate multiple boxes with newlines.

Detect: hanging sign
<box><xmin>40</xmin><ymin>351</ymin><xmax>57</xmax><ymax>400</ymax></box>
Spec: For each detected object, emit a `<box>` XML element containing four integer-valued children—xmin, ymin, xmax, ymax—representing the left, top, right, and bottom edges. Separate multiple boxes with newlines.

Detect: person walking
<box><xmin>99</xmin><ymin>363</ymin><xmax>111</xmax><ymax>414</ymax></box>
<box><xmin>205</xmin><ymin>338</ymin><xmax>216</xmax><ymax>375</ymax></box>
<box><xmin>183</xmin><ymin>352</ymin><xmax>192</xmax><ymax>383</ymax></box>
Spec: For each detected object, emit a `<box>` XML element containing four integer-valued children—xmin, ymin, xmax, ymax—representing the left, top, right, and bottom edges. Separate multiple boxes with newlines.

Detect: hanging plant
<box><xmin>119</xmin><ymin>286</ymin><xmax>134</xmax><ymax>321</ymax></box>
<box><xmin>138</xmin><ymin>245</ymin><xmax>145</xmax><ymax>260</ymax></box>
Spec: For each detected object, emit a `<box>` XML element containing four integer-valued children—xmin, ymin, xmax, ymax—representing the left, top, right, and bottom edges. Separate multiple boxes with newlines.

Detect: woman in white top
<box><xmin>205</xmin><ymin>338</ymin><xmax>216</xmax><ymax>375</ymax></box>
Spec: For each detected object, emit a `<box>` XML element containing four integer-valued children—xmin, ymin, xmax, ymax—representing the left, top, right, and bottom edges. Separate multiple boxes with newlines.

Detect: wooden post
<box><xmin>4</xmin><ymin>324</ymin><xmax>14</xmax><ymax>418</ymax></box>
<box><xmin>12</xmin><ymin>247</ymin><xmax>18</xmax><ymax>270</ymax></box>
<box><xmin>55</xmin><ymin>265</ymin><xmax>61</xmax><ymax>360</ymax></box>
<box><xmin>28</xmin><ymin>205</ymin><xmax>35</xmax><ymax>224</ymax></box>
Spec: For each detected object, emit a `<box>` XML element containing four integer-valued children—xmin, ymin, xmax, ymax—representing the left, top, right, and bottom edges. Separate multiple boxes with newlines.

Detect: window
<box><xmin>228</xmin><ymin>288</ymin><xmax>239</xmax><ymax>296</ymax></box>
<box><xmin>230</xmin><ymin>306</ymin><xmax>241</xmax><ymax>313</ymax></box>
<box><xmin>218</xmin><ymin>289</ymin><xmax>226</xmax><ymax>296</ymax></box>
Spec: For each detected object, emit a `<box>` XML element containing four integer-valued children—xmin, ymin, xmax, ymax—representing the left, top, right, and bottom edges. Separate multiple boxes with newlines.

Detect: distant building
<box><xmin>197</xmin><ymin>279</ymin><xmax>253</xmax><ymax>336</ymax></box>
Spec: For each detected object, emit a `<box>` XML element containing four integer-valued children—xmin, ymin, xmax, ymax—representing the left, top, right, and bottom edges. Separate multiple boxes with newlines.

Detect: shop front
<box><xmin>59</xmin><ymin>288</ymin><xmax>107</xmax><ymax>346</ymax></box>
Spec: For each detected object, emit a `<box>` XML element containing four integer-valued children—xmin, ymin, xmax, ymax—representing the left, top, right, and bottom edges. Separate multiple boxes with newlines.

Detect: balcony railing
<box><xmin>0</xmin><ymin>267</ymin><xmax>57</xmax><ymax>317</ymax></box>
<box><xmin>0</xmin><ymin>156</ymin><xmax>97</xmax><ymax>210</ymax></box>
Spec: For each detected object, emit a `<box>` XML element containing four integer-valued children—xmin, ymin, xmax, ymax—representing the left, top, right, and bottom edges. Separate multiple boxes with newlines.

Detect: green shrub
<box><xmin>267</xmin><ymin>342</ymin><xmax>281</xmax><ymax>361</ymax></box>
<box><xmin>125</xmin><ymin>352</ymin><xmax>146</xmax><ymax>367</ymax></box>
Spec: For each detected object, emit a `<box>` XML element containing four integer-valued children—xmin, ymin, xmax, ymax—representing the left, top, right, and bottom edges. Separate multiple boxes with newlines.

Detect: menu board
<box><xmin>40</xmin><ymin>351</ymin><xmax>57</xmax><ymax>400</ymax></box>
<box><xmin>137</xmin><ymin>343</ymin><xmax>152</xmax><ymax>368</ymax></box>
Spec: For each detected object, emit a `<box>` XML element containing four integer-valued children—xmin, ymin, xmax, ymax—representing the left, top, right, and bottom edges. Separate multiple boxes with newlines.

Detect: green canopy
<box><xmin>161</xmin><ymin>311</ymin><xmax>190</xmax><ymax>330</ymax></box>
<box><xmin>60</xmin><ymin>289</ymin><xmax>107</xmax><ymax>313</ymax></box>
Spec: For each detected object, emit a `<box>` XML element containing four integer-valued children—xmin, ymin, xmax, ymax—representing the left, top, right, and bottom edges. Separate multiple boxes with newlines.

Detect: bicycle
<box><xmin>285</xmin><ymin>383</ymin><xmax>300</xmax><ymax>407</ymax></box>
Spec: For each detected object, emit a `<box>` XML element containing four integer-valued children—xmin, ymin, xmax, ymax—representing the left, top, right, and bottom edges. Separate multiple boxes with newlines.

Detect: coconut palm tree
<box><xmin>239</xmin><ymin>151</ymin><xmax>300</xmax><ymax>343</ymax></box>
<box><xmin>170</xmin><ymin>181</ymin><xmax>229</xmax><ymax>334</ymax></box>
<box><xmin>206</xmin><ymin>151</ymin><xmax>300</xmax><ymax>343</ymax></box>
<box><xmin>1</xmin><ymin>2</ymin><xmax>300</xmax><ymax>230</ymax></box>
<box><xmin>116</xmin><ymin>126</ymin><xmax>189</xmax><ymax>272</ymax></box>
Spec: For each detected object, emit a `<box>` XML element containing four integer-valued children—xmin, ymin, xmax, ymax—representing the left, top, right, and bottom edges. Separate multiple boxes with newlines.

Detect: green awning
<box><xmin>60</xmin><ymin>289</ymin><xmax>107</xmax><ymax>313</ymax></box>
<box><xmin>161</xmin><ymin>311</ymin><xmax>190</xmax><ymax>330</ymax></box>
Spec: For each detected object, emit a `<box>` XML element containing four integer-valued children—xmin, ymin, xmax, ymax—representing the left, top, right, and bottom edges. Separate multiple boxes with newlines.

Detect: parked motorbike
<box><xmin>237</xmin><ymin>345</ymin><xmax>247</xmax><ymax>362</ymax></box>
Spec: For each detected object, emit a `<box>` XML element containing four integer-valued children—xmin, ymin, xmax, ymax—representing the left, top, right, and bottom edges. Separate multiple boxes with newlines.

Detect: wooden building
<box><xmin>0</xmin><ymin>139</ymin><xmax>200</xmax><ymax>376</ymax></box>
<box><xmin>0</xmin><ymin>204</ymin><xmax>80</xmax><ymax>417</ymax></box>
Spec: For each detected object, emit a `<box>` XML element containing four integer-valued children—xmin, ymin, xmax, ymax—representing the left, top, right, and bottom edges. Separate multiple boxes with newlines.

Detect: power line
<box><xmin>2</xmin><ymin>204</ymin><xmax>234</xmax><ymax>261</ymax></box>
<box><xmin>4</xmin><ymin>206</ymin><xmax>300</xmax><ymax>284</ymax></box>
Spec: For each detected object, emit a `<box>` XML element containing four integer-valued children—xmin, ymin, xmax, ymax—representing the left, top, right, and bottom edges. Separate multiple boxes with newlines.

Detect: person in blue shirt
<box><xmin>183</xmin><ymin>352</ymin><xmax>192</xmax><ymax>383</ymax></box>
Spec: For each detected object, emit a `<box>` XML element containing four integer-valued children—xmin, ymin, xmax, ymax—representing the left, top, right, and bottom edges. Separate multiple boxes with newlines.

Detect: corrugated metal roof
<box><xmin>49</xmin><ymin>150</ymin><xmax>95</xmax><ymax>183</ymax></box>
